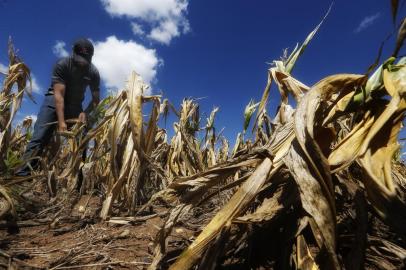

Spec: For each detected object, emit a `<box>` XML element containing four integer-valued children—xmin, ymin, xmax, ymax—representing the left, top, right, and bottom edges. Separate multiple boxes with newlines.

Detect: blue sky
<box><xmin>0</xmin><ymin>0</ymin><xmax>404</xmax><ymax>143</ymax></box>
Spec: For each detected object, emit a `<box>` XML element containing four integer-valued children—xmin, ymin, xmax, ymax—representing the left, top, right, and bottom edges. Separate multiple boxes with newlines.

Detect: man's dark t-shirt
<box><xmin>49</xmin><ymin>56</ymin><xmax>100</xmax><ymax>113</ymax></box>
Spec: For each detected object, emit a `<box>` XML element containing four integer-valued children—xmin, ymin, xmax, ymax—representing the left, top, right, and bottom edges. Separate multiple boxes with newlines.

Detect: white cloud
<box><xmin>92</xmin><ymin>36</ymin><xmax>160</xmax><ymax>92</ymax></box>
<box><xmin>148</xmin><ymin>19</ymin><xmax>180</xmax><ymax>45</ymax></box>
<box><xmin>355</xmin><ymin>13</ymin><xmax>381</xmax><ymax>33</ymax></box>
<box><xmin>53</xmin><ymin>41</ymin><xmax>69</xmax><ymax>58</ymax></box>
<box><xmin>30</xmin><ymin>75</ymin><xmax>41</xmax><ymax>94</ymax></box>
<box><xmin>0</xmin><ymin>63</ymin><xmax>5</xmax><ymax>88</ymax></box>
<box><xmin>131</xmin><ymin>22</ymin><xmax>145</xmax><ymax>36</ymax></box>
<box><xmin>100</xmin><ymin>0</ymin><xmax>190</xmax><ymax>44</ymax></box>
<box><xmin>0</xmin><ymin>62</ymin><xmax>7</xmax><ymax>74</ymax></box>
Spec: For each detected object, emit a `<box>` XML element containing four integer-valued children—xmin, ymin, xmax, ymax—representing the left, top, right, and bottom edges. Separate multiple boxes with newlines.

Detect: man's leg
<box><xmin>17</xmin><ymin>96</ymin><xmax>57</xmax><ymax>175</ymax></box>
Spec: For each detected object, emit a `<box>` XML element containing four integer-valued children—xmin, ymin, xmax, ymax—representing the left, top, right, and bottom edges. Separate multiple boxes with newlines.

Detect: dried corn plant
<box><xmin>1</xmin><ymin>5</ymin><xmax>406</xmax><ymax>270</ymax></box>
<box><xmin>0</xmin><ymin>39</ymin><xmax>33</xmax><ymax>173</ymax></box>
<box><xmin>0</xmin><ymin>39</ymin><xmax>34</xmax><ymax>220</ymax></box>
<box><xmin>144</xmin><ymin>12</ymin><xmax>406</xmax><ymax>270</ymax></box>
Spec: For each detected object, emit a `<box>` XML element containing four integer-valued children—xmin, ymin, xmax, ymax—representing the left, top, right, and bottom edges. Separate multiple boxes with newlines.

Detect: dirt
<box><xmin>0</xmin><ymin>196</ymin><xmax>190</xmax><ymax>270</ymax></box>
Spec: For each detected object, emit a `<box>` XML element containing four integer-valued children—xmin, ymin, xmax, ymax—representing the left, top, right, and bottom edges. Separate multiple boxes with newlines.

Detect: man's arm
<box><xmin>84</xmin><ymin>89</ymin><xmax>100</xmax><ymax>115</ymax></box>
<box><xmin>83</xmin><ymin>68</ymin><xmax>101</xmax><ymax>120</ymax></box>
<box><xmin>54</xmin><ymin>83</ymin><xmax>67</xmax><ymax>132</ymax></box>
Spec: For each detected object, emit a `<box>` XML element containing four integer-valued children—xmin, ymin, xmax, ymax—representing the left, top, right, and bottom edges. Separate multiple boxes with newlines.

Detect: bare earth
<box><xmin>0</xmin><ymin>194</ymin><xmax>192</xmax><ymax>270</ymax></box>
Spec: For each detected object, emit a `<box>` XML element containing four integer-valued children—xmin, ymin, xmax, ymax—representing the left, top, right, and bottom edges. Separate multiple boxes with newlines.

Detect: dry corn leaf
<box><xmin>284</xmin><ymin>141</ymin><xmax>339</xmax><ymax>269</ymax></box>
<box><xmin>328</xmin><ymin>111</ymin><xmax>375</xmax><ymax>170</ymax></box>
<box><xmin>296</xmin><ymin>235</ymin><xmax>319</xmax><ymax>270</ymax></box>
<box><xmin>127</xmin><ymin>71</ymin><xmax>145</xmax><ymax>153</ymax></box>
<box><xmin>358</xmin><ymin>113</ymin><xmax>406</xmax><ymax>232</ymax></box>
<box><xmin>170</xmin><ymin>157</ymin><xmax>275</xmax><ymax>270</ymax></box>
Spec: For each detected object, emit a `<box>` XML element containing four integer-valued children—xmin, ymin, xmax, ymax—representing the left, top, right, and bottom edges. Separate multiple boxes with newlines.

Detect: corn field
<box><xmin>1</xmin><ymin>8</ymin><xmax>406</xmax><ymax>270</ymax></box>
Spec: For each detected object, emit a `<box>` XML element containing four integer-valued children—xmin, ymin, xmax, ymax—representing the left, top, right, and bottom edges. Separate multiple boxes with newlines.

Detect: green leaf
<box><xmin>284</xmin><ymin>4</ymin><xmax>332</xmax><ymax>74</ymax></box>
<box><xmin>243</xmin><ymin>99</ymin><xmax>259</xmax><ymax>133</ymax></box>
<box><xmin>347</xmin><ymin>57</ymin><xmax>396</xmax><ymax>110</ymax></box>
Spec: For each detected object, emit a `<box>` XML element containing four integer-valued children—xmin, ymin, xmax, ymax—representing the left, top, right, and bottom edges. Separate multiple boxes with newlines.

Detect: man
<box><xmin>17</xmin><ymin>38</ymin><xmax>100</xmax><ymax>176</ymax></box>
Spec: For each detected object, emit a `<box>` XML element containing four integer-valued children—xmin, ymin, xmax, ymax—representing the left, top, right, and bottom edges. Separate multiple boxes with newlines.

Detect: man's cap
<box><xmin>72</xmin><ymin>38</ymin><xmax>94</xmax><ymax>65</ymax></box>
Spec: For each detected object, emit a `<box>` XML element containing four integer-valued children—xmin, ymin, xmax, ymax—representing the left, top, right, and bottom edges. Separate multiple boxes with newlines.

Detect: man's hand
<box><xmin>58</xmin><ymin>121</ymin><xmax>67</xmax><ymax>133</ymax></box>
<box><xmin>78</xmin><ymin>112</ymin><xmax>87</xmax><ymax>124</ymax></box>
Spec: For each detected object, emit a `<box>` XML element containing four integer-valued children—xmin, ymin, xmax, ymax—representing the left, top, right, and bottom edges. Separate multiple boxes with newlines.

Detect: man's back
<box><xmin>50</xmin><ymin>56</ymin><xmax>100</xmax><ymax>109</ymax></box>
